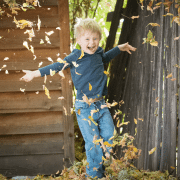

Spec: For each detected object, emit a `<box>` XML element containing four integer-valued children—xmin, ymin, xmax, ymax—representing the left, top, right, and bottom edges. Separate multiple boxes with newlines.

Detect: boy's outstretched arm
<box><xmin>118</xmin><ymin>42</ymin><xmax>137</xmax><ymax>54</ymax></box>
<box><xmin>20</xmin><ymin>70</ymin><xmax>41</xmax><ymax>82</ymax></box>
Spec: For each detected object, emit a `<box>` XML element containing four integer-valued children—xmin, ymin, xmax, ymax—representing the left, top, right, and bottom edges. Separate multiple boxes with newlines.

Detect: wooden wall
<box><xmin>0</xmin><ymin>0</ymin><xmax>74</xmax><ymax>177</ymax></box>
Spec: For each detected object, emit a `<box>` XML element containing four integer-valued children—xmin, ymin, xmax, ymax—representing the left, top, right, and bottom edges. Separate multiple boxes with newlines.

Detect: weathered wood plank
<box><xmin>0</xmin><ymin>154</ymin><xmax>63</xmax><ymax>177</ymax></box>
<box><xmin>0</xmin><ymin>91</ymin><xmax>63</xmax><ymax>113</ymax></box>
<box><xmin>0</xmin><ymin>71</ymin><xmax>62</xmax><ymax>92</ymax></box>
<box><xmin>0</xmin><ymin>0</ymin><xmax>58</xmax><ymax>6</ymax></box>
<box><xmin>0</xmin><ymin>48</ymin><xmax>60</xmax><ymax>70</ymax></box>
<box><xmin>0</xmin><ymin>28</ymin><xmax>60</xmax><ymax>50</ymax></box>
<box><xmin>0</xmin><ymin>112</ymin><xmax>63</xmax><ymax>135</ymax></box>
<box><xmin>0</xmin><ymin>133</ymin><xmax>64</xmax><ymax>156</ymax></box>
<box><xmin>58</xmin><ymin>0</ymin><xmax>74</xmax><ymax>167</ymax></box>
<box><xmin>0</xmin><ymin>6</ymin><xmax>59</xmax><ymax>29</ymax></box>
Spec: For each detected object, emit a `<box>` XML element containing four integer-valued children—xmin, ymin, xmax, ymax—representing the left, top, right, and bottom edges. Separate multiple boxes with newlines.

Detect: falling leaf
<box><xmin>77</xmin><ymin>109</ymin><xmax>81</xmax><ymax>115</ymax></box>
<box><xmin>104</xmin><ymin>141</ymin><xmax>112</xmax><ymax>147</ymax></box>
<box><xmin>88</xmin><ymin>116</ymin><xmax>98</xmax><ymax>126</ymax></box>
<box><xmin>156</xmin><ymin>97</ymin><xmax>159</xmax><ymax>102</ymax></box>
<box><xmin>75</xmin><ymin>69</ymin><xmax>82</xmax><ymax>75</ymax></box>
<box><xmin>45</xmin><ymin>31</ymin><xmax>54</xmax><ymax>36</ymax></box>
<box><xmin>47</xmin><ymin>57</ymin><xmax>53</xmax><ymax>62</ymax></box>
<box><xmin>78</xmin><ymin>50</ymin><xmax>84</xmax><ymax>59</ymax></box>
<box><xmin>59</xmin><ymin>71</ymin><xmax>65</xmax><ymax>79</ymax></box>
<box><xmin>24</xmin><ymin>28</ymin><xmax>35</xmax><ymax>41</ymax></box>
<box><xmin>2</xmin><ymin>65</ymin><xmax>7</xmax><ymax>69</ymax></box>
<box><xmin>40</xmin><ymin>39</ymin><xmax>44</xmax><ymax>44</ymax></box>
<box><xmin>20</xmin><ymin>88</ymin><xmax>25</xmax><ymax>92</ymax></box>
<box><xmin>44</xmin><ymin>86</ymin><xmax>51</xmax><ymax>99</ymax></box>
<box><xmin>0</xmin><ymin>36</ymin><xmax>3</xmax><ymax>39</ymax></box>
<box><xmin>156</xmin><ymin>2</ymin><xmax>162</xmax><ymax>6</ymax></box>
<box><xmin>163</xmin><ymin>13</ymin><xmax>174</xmax><ymax>16</ymax></box>
<box><xmin>50</xmin><ymin>69</ymin><xmax>56</xmax><ymax>76</ymax></box>
<box><xmin>35</xmin><ymin>91</ymin><xmax>39</xmax><ymax>94</ymax></box>
<box><xmin>104</xmin><ymin>70</ymin><xmax>109</xmax><ymax>75</ymax></box>
<box><xmin>45</xmin><ymin>36</ymin><xmax>51</xmax><ymax>44</ymax></box>
<box><xmin>138</xmin><ymin>118</ymin><xmax>144</xmax><ymax>121</ymax></box>
<box><xmin>149</xmin><ymin>147</ymin><xmax>156</xmax><ymax>155</ymax></box>
<box><xmin>58</xmin><ymin>96</ymin><xmax>64</xmax><ymax>100</ymax></box>
<box><xmin>30</xmin><ymin>45</ymin><xmax>34</xmax><ymax>54</ymax></box>
<box><xmin>57</xmin><ymin>58</ymin><xmax>66</xmax><ymax>64</ymax></box>
<box><xmin>5</xmin><ymin>70</ymin><xmax>9</xmax><ymax>74</ymax></box>
<box><xmin>33</xmin><ymin>55</ymin><xmax>37</xmax><ymax>60</ymax></box>
<box><xmin>150</xmin><ymin>41</ymin><xmax>158</xmax><ymax>46</ymax></box>
<box><xmin>174</xmin><ymin>36</ymin><xmax>180</xmax><ymax>40</ymax></box>
<box><xmin>133</xmin><ymin>147</ymin><xmax>138</xmax><ymax>153</ymax></box>
<box><xmin>131</xmin><ymin>15</ymin><xmax>139</xmax><ymax>19</ymax></box>
<box><xmin>90</xmin><ymin>109</ymin><xmax>99</xmax><ymax>117</ymax></box>
<box><xmin>148</xmin><ymin>23</ymin><xmax>160</xmax><ymax>27</ymax></box>
<box><xmin>111</xmin><ymin>102</ymin><xmax>118</xmax><ymax>107</ymax></box>
<box><xmin>4</xmin><ymin>57</ymin><xmax>9</xmax><ymax>61</ymax></box>
<box><xmin>171</xmin><ymin>78</ymin><xmax>176</xmax><ymax>81</ymax></box>
<box><xmin>63</xmin><ymin>106</ymin><xmax>67</xmax><ymax>116</ymax></box>
<box><xmin>89</xmin><ymin>83</ymin><xmax>92</xmax><ymax>91</ymax></box>
<box><xmin>147</xmin><ymin>5</ymin><xmax>154</xmax><ymax>13</ymax></box>
<box><xmin>93</xmin><ymin>167</ymin><xmax>98</xmax><ymax>171</ymax></box>
<box><xmin>56</xmin><ymin>27</ymin><xmax>61</xmax><ymax>30</ymax></box>
<box><xmin>23</xmin><ymin>41</ymin><xmax>29</xmax><ymax>50</ymax></box>
<box><xmin>72</xmin><ymin>61</ymin><xmax>79</xmax><ymax>67</ymax></box>
<box><xmin>14</xmin><ymin>17</ymin><xmax>33</xmax><ymax>29</ymax></box>
<box><xmin>166</xmin><ymin>73</ymin><xmax>172</xmax><ymax>78</ymax></box>
<box><xmin>37</xmin><ymin>15</ymin><xmax>41</xmax><ymax>30</ymax></box>
<box><xmin>134</xmin><ymin>118</ymin><xmax>137</xmax><ymax>124</ymax></box>
<box><xmin>170</xmin><ymin>166</ymin><xmax>175</xmax><ymax>169</ymax></box>
<box><xmin>38</xmin><ymin>62</ymin><xmax>43</xmax><ymax>67</ymax></box>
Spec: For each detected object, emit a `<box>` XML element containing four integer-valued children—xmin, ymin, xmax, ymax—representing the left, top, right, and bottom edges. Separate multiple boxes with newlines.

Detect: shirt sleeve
<box><xmin>39</xmin><ymin>49</ymin><xmax>80</xmax><ymax>77</ymax></box>
<box><xmin>102</xmin><ymin>46</ymin><xmax>121</xmax><ymax>64</ymax></box>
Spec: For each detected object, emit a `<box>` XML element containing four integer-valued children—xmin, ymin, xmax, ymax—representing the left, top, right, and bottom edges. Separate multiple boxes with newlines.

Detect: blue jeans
<box><xmin>75</xmin><ymin>98</ymin><xmax>115</xmax><ymax>178</ymax></box>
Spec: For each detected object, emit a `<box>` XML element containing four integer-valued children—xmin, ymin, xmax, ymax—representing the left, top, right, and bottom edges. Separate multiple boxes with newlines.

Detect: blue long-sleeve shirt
<box><xmin>39</xmin><ymin>46</ymin><xmax>120</xmax><ymax>100</ymax></box>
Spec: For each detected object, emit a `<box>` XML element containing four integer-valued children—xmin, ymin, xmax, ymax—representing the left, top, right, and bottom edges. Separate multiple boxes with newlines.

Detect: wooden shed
<box><xmin>0</xmin><ymin>0</ymin><xmax>74</xmax><ymax>177</ymax></box>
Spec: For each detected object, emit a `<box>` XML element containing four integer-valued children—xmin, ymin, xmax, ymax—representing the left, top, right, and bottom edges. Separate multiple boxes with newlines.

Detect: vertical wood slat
<box><xmin>58</xmin><ymin>0</ymin><xmax>75</xmax><ymax>167</ymax></box>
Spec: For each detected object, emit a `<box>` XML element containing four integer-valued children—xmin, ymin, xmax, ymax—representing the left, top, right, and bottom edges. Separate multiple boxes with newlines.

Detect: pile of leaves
<box><xmin>0</xmin><ymin>131</ymin><xmax>177</xmax><ymax>180</ymax></box>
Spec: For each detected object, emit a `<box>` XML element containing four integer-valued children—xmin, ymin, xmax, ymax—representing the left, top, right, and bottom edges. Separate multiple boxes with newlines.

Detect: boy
<box><xmin>20</xmin><ymin>18</ymin><xmax>136</xmax><ymax>179</ymax></box>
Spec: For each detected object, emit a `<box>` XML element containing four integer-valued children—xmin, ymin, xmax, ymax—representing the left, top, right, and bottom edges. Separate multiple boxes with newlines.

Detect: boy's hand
<box><xmin>20</xmin><ymin>70</ymin><xmax>41</xmax><ymax>82</ymax></box>
<box><xmin>118</xmin><ymin>42</ymin><xmax>137</xmax><ymax>54</ymax></box>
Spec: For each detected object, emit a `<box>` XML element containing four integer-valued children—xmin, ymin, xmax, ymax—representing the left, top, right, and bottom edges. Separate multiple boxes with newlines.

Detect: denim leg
<box><xmin>75</xmin><ymin>99</ymin><xmax>115</xmax><ymax>178</ymax></box>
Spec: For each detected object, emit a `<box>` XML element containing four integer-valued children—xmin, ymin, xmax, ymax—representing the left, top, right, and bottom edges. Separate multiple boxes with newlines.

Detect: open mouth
<box><xmin>88</xmin><ymin>46</ymin><xmax>95</xmax><ymax>50</ymax></box>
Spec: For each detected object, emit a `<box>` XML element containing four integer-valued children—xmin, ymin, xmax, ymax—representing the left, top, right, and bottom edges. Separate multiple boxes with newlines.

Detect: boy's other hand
<box><xmin>118</xmin><ymin>42</ymin><xmax>137</xmax><ymax>54</ymax></box>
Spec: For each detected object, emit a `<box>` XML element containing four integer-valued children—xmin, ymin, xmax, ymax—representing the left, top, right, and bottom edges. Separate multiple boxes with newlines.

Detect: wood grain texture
<box><xmin>0</xmin><ymin>112</ymin><xmax>64</xmax><ymax>135</ymax></box>
<box><xmin>0</xmin><ymin>91</ymin><xmax>63</xmax><ymax>113</ymax></box>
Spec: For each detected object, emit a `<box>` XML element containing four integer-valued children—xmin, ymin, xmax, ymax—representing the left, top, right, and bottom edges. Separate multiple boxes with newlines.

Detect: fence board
<box><xmin>0</xmin><ymin>91</ymin><xmax>63</xmax><ymax>113</ymax></box>
<box><xmin>0</xmin><ymin>154</ymin><xmax>63</xmax><ymax>177</ymax></box>
<box><xmin>0</xmin><ymin>28</ymin><xmax>60</xmax><ymax>50</ymax></box>
<box><xmin>0</xmin><ymin>71</ymin><xmax>62</xmax><ymax>92</ymax></box>
<box><xmin>0</xmin><ymin>133</ymin><xmax>64</xmax><ymax>156</ymax></box>
<box><xmin>0</xmin><ymin>112</ymin><xmax>63</xmax><ymax>135</ymax></box>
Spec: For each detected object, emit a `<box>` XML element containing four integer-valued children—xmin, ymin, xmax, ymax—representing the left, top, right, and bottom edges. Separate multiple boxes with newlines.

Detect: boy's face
<box><xmin>77</xmin><ymin>30</ymin><xmax>100</xmax><ymax>54</ymax></box>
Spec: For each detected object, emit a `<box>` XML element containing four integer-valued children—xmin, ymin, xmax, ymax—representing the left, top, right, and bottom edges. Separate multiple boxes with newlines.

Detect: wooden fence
<box><xmin>107</xmin><ymin>0</ymin><xmax>180</xmax><ymax>177</ymax></box>
<box><xmin>0</xmin><ymin>0</ymin><xmax>74</xmax><ymax>177</ymax></box>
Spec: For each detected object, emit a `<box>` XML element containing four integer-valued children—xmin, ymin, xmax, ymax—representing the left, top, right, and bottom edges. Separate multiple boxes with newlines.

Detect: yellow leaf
<box><xmin>57</xmin><ymin>58</ymin><xmax>66</xmax><ymax>64</ymax></box>
<box><xmin>94</xmin><ymin>139</ymin><xmax>103</xmax><ymax>143</ymax></box>
<box><xmin>150</xmin><ymin>41</ymin><xmax>158</xmax><ymax>46</ymax></box>
<box><xmin>134</xmin><ymin>118</ymin><xmax>137</xmax><ymax>124</ymax></box>
<box><xmin>148</xmin><ymin>23</ymin><xmax>160</xmax><ymax>27</ymax></box>
<box><xmin>170</xmin><ymin>166</ymin><xmax>175</xmax><ymax>169</ymax></box>
<box><xmin>78</xmin><ymin>50</ymin><xmax>84</xmax><ymax>59</ymax></box>
<box><xmin>104</xmin><ymin>70</ymin><xmax>109</xmax><ymax>75</ymax></box>
<box><xmin>89</xmin><ymin>83</ymin><xmax>92</xmax><ymax>91</ymax></box>
<box><xmin>102</xmin><ymin>156</ymin><xmax>107</xmax><ymax>161</ymax></box>
<box><xmin>111</xmin><ymin>102</ymin><xmax>118</xmax><ymax>107</ymax></box>
<box><xmin>104</xmin><ymin>141</ymin><xmax>112</xmax><ymax>147</ymax></box>
<box><xmin>133</xmin><ymin>147</ymin><xmax>138</xmax><ymax>153</ymax></box>
<box><xmin>156</xmin><ymin>2</ymin><xmax>162</xmax><ymax>6</ymax></box>
<box><xmin>166</xmin><ymin>73</ymin><xmax>172</xmax><ymax>78</ymax></box>
<box><xmin>44</xmin><ymin>86</ymin><xmax>51</xmax><ymax>99</ymax></box>
<box><xmin>149</xmin><ymin>147</ymin><xmax>156</xmax><ymax>155</ymax></box>
<box><xmin>75</xmin><ymin>69</ymin><xmax>82</xmax><ymax>75</ymax></box>
<box><xmin>77</xmin><ymin>109</ymin><xmax>81</xmax><ymax>115</ymax></box>
<box><xmin>50</xmin><ymin>69</ymin><xmax>56</xmax><ymax>76</ymax></box>
<box><xmin>131</xmin><ymin>15</ymin><xmax>139</xmax><ymax>19</ymax></box>
<box><xmin>88</xmin><ymin>116</ymin><xmax>98</xmax><ymax>126</ymax></box>
<box><xmin>174</xmin><ymin>36</ymin><xmax>180</xmax><ymax>40</ymax></box>
<box><xmin>117</xmin><ymin>120</ymin><xmax>120</xmax><ymax>127</ymax></box>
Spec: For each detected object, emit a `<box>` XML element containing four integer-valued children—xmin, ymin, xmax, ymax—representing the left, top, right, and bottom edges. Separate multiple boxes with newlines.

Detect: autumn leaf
<box><xmin>44</xmin><ymin>86</ymin><xmax>51</xmax><ymax>99</ymax></box>
<box><xmin>104</xmin><ymin>70</ymin><xmax>109</xmax><ymax>75</ymax></box>
<box><xmin>45</xmin><ymin>30</ymin><xmax>54</xmax><ymax>36</ymax></box>
<box><xmin>50</xmin><ymin>69</ymin><xmax>56</xmax><ymax>76</ymax></box>
<box><xmin>150</xmin><ymin>41</ymin><xmax>158</xmax><ymax>46</ymax></box>
<box><xmin>147</xmin><ymin>23</ymin><xmax>160</xmax><ymax>27</ymax></box>
<box><xmin>88</xmin><ymin>116</ymin><xmax>98</xmax><ymax>126</ymax></box>
<box><xmin>131</xmin><ymin>15</ymin><xmax>139</xmax><ymax>19</ymax></box>
<box><xmin>89</xmin><ymin>83</ymin><xmax>92</xmax><ymax>91</ymax></box>
<box><xmin>90</xmin><ymin>109</ymin><xmax>99</xmax><ymax>117</ymax></box>
<box><xmin>134</xmin><ymin>118</ymin><xmax>137</xmax><ymax>124</ymax></box>
<box><xmin>138</xmin><ymin>118</ymin><xmax>144</xmax><ymax>121</ymax></box>
<box><xmin>174</xmin><ymin>36</ymin><xmax>180</xmax><ymax>40</ymax></box>
<box><xmin>75</xmin><ymin>69</ymin><xmax>82</xmax><ymax>75</ymax></box>
<box><xmin>23</xmin><ymin>41</ymin><xmax>29</xmax><ymax>50</ymax></box>
<box><xmin>77</xmin><ymin>109</ymin><xmax>81</xmax><ymax>115</ymax></box>
<box><xmin>37</xmin><ymin>15</ymin><xmax>41</xmax><ymax>30</ymax></box>
<box><xmin>171</xmin><ymin>78</ymin><xmax>176</xmax><ymax>81</ymax></box>
<box><xmin>78</xmin><ymin>50</ymin><xmax>84</xmax><ymax>59</ymax></box>
<box><xmin>166</xmin><ymin>73</ymin><xmax>172</xmax><ymax>78</ymax></box>
<box><xmin>170</xmin><ymin>166</ymin><xmax>175</xmax><ymax>169</ymax></box>
<box><xmin>149</xmin><ymin>147</ymin><xmax>156</xmax><ymax>155</ymax></box>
